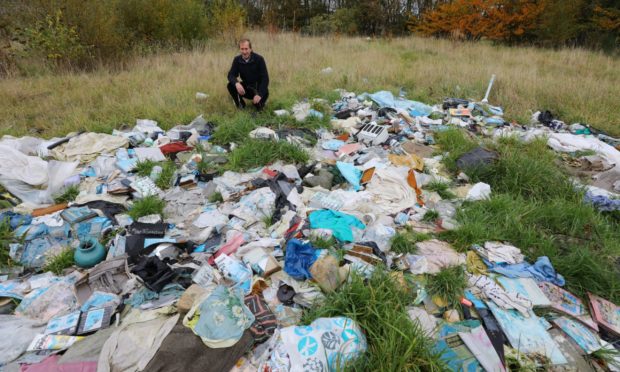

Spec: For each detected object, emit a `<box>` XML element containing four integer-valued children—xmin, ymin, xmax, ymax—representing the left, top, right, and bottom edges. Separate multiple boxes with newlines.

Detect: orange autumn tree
<box><xmin>593</xmin><ymin>5</ymin><xmax>620</xmax><ymax>33</ymax></box>
<box><xmin>411</xmin><ymin>0</ymin><xmax>546</xmax><ymax>43</ymax></box>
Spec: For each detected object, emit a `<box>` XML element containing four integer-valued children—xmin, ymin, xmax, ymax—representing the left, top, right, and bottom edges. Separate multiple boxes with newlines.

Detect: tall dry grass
<box><xmin>1</xmin><ymin>32</ymin><xmax>619</xmax><ymax>137</ymax></box>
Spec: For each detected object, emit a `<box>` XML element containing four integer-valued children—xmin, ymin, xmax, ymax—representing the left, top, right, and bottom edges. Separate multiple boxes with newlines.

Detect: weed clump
<box><xmin>134</xmin><ymin>160</ymin><xmax>176</xmax><ymax>190</ymax></box>
<box><xmin>310</xmin><ymin>236</ymin><xmax>338</xmax><ymax>250</ymax></box>
<box><xmin>226</xmin><ymin>139</ymin><xmax>309</xmax><ymax>171</ymax></box>
<box><xmin>434</xmin><ymin>128</ymin><xmax>477</xmax><ymax>173</ymax></box>
<box><xmin>134</xmin><ymin>159</ymin><xmax>157</xmax><ymax>177</ymax></box>
<box><xmin>53</xmin><ymin>185</ymin><xmax>80</xmax><ymax>204</ymax></box>
<box><xmin>423</xmin><ymin>180</ymin><xmax>456</xmax><ymax>200</ymax></box>
<box><xmin>43</xmin><ymin>248</ymin><xmax>75</xmax><ymax>275</ymax></box>
<box><xmin>155</xmin><ymin>161</ymin><xmax>176</xmax><ymax>190</ymax></box>
<box><xmin>210</xmin><ymin>113</ymin><xmax>258</xmax><ymax>145</ymax></box>
<box><xmin>422</xmin><ymin>210</ymin><xmax>440</xmax><ymax>223</ymax></box>
<box><xmin>0</xmin><ymin>218</ymin><xmax>16</xmax><ymax>267</ymax></box>
<box><xmin>426</xmin><ymin>265</ymin><xmax>467</xmax><ymax>309</ymax></box>
<box><xmin>208</xmin><ymin>192</ymin><xmax>223</xmax><ymax>203</ymax></box>
<box><xmin>303</xmin><ymin>269</ymin><xmax>446</xmax><ymax>371</ymax></box>
<box><xmin>128</xmin><ymin>195</ymin><xmax>165</xmax><ymax>220</ymax></box>
<box><xmin>390</xmin><ymin>228</ymin><xmax>431</xmax><ymax>254</ymax></box>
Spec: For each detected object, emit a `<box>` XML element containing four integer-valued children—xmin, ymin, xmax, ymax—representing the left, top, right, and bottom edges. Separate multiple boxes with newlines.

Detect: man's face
<box><xmin>239</xmin><ymin>42</ymin><xmax>252</xmax><ymax>59</ymax></box>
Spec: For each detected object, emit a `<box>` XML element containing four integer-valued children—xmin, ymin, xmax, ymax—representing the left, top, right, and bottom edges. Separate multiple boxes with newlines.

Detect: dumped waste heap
<box><xmin>1</xmin><ymin>87</ymin><xmax>619</xmax><ymax>371</ymax></box>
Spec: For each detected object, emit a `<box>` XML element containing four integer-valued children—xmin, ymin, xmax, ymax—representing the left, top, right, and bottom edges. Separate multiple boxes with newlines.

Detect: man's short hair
<box><xmin>239</xmin><ymin>38</ymin><xmax>252</xmax><ymax>48</ymax></box>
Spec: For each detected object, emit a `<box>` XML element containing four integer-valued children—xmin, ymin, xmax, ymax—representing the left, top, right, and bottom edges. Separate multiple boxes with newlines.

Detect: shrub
<box><xmin>22</xmin><ymin>10</ymin><xmax>90</xmax><ymax>68</ymax></box>
<box><xmin>118</xmin><ymin>0</ymin><xmax>208</xmax><ymax>44</ymax></box>
<box><xmin>59</xmin><ymin>0</ymin><xmax>131</xmax><ymax>62</ymax></box>
<box><xmin>304</xmin><ymin>9</ymin><xmax>358</xmax><ymax>36</ymax></box>
<box><xmin>205</xmin><ymin>0</ymin><xmax>246</xmax><ymax>43</ymax></box>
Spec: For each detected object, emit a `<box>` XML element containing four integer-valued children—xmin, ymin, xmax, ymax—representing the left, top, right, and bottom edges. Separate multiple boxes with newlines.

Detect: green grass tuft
<box><xmin>423</xmin><ymin>180</ymin><xmax>456</xmax><ymax>200</ymax></box>
<box><xmin>422</xmin><ymin>210</ymin><xmax>440</xmax><ymax>223</ymax></box>
<box><xmin>134</xmin><ymin>159</ymin><xmax>157</xmax><ymax>177</ymax></box>
<box><xmin>426</xmin><ymin>265</ymin><xmax>467</xmax><ymax>309</ymax></box>
<box><xmin>0</xmin><ymin>218</ymin><xmax>17</xmax><ymax>268</ymax></box>
<box><xmin>128</xmin><ymin>195</ymin><xmax>166</xmax><ymax>220</ymax></box>
<box><xmin>572</xmin><ymin>149</ymin><xmax>597</xmax><ymax>158</ymax></box>
<box><xmin>43</xmin><ymin>247</ymin><xmax>75</xmax><ymax>275</ymax></box>
<box><xmin>226</xmin><ymin>139</ymin><xmax>309</xmax><ymax>171</ymax></box>
<box><xmin>196</xmin><ymin>151</ymin><xmax>214</xmax><ymax>174</ymax></box>
<box><xmin>434</xmin><ymin>128</ymin><xmax>478</xmax><ymax>173</ymax></box>
<box><xmin>390</xmin><ymin>228</ymin><xmax>431</xmax><ymax>254</ymax></box>
<box><xmin>53</xmin><ymin>185</ymin><xmax>80</xmax><ymax>204</ymax></box>
<box><xmin>260</xmin><ymin>212</ymin><xmax>275</xmax><ymax>227</ymax></box>
<box><xmin>154</xmin><ymin>161</ymin><xmax>177</xmax><ymax>190</ymax></box>
<box><xmin>134</xmin><ymin>160</ymin><xmax>176</xmax><ymax>190</ymax></box>
<box><xmin>590</xmin><ymin>346</ymin><xmax>620</xmax><ymax>370</ymax></box>
<box><xmin>210</xmin><ymin>113</ymin><xmax>258</xmax><ymax>145</ymax></box>
<box><xmin>309</xmin><ymin>236</ymin><xmax>338</xmax><ymax>250</ymax></box>
<box><xmin>208</xmin><ymin>191</ymin><xmax>223</xmax><ymax>203</ymax></box>
<box><xmin>302</xmin><ymin>268</ymin><xmax>446</xmax><ymax>371</ymax></box>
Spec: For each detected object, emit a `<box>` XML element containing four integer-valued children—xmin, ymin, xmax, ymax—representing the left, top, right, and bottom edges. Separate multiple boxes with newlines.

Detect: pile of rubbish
<box><xmin>1</xmin><ymin>85</ymin><xmax>619</xmax><ymax>372</ymax></box>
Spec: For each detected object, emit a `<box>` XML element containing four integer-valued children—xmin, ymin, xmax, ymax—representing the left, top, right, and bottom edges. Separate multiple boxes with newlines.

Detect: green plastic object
<box><xmin>74</xmin><ymin>237</ymin><xmax>106</xmax><ymax>268</ymax></box>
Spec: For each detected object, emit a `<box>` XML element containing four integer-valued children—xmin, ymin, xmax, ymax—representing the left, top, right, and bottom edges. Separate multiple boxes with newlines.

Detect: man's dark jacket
<box><xmin>227</xmin><ymin>52</ymin><xmax>269</xmax><ymax>98</ymax></box>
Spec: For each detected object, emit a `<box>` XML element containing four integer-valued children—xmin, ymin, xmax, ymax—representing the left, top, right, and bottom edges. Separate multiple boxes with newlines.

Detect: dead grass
<box><xmin>1</xmin><ymin>32</ymin><xmax>619</xmax><ymax>137</ymax></box>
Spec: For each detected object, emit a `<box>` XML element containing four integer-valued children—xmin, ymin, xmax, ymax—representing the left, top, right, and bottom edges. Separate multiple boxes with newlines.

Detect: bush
<box><xmin>22</xmin><ymin>10</ymin><xmax>90</xmax><ymax>68</ymax></box>
<box><xmin>2</xmin><ymin>0</ymin><xmax>215</xmax><ymax>75</ymax></box>
<box><xmin>303</xmin><ymin>9</ymin><xmax>358</xmax><ymax>36</ymax></box>
<box><xmin>305</xmin><ymin>14</ymin><xmax>336</xmax><ymax>36</ymax></box>
<box><xmin>59</xmin><ymin>0</ymin><xmax>131</xmax><ymax>62</ymax></box>
<box><xmin>205</xmin><ymin>0</ymin><xmax>246</xmax><ymax>43</ymax></box>
<box><xmin>118</xmin><ymin>0</ymin><xmax>208</xmax><ymax>44</ymax></box>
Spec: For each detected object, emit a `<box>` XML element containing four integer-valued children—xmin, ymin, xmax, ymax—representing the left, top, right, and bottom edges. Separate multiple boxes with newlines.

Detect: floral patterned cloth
<box><xmin>184</xmin><ymin>285</ymin><xmax>255</xmax><ymax>348</ymax></box>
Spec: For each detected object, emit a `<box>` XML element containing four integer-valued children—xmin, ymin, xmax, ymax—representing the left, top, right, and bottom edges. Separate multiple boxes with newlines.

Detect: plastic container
<box><xmin>74</xmin><ymin>238</ymin><xmax>106</xmax><ymax>268</ymax></box>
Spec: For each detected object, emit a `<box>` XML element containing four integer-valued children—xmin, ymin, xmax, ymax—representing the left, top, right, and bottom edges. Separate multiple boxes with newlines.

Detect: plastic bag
<box><xmin>466</xmin><ymin>182</ymin><xmax>491</xmax><ymax>201</ymax></box>
<box><xmin>0</xmin><ymin>315</ymin><xmax>46</xmax><ymax>365</ymax></box>
<box><xmin>362</xmin><ymin>223</ymin><xmax>396</xmax><ymax>252</ymax></box>
<box><xmin>336</xmin><ymin>162</ymin><xmax>362</xmax><ymax>191</ymax></box>
<box><xmin>0</xmin><ymin>160</ymin><xmax>78</xmax><ymax>206</ymax></box>
<box><xmin>15</xmin><ymin>282</ymin><xmax>78</xmax><ymax>322</ymax></box>
<box><xmin>92</xmin><ymin>155</ymin><xmax>117</xmax><ymax>177</ymax></box>
<box><xmin>284</xmin><ymin>239</ymin><xmax>320</xmax><ymax>280</ymax></box>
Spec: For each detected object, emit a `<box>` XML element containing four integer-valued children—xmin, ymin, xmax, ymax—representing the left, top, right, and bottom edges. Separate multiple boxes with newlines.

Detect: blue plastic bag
<box><xmin>336</xmin><ymin>161</ymin><xmax>362</xmax><ymax>191</ymax></box>
<box><xmin>284</xmin><ymin>239</ymin><xmax>321</xmax><ymax>280</ymax></box>
<box><xmin>308</xmin><ymin>210</ymin><xmax>365</xmax><ymax>242</ymax></box>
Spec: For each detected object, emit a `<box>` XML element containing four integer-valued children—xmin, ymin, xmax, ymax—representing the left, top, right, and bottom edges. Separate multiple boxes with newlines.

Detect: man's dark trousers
<box><xmin>227</xmin><ymin>82</ymin><xmax>269</xmax><ymax>111</ymax></box>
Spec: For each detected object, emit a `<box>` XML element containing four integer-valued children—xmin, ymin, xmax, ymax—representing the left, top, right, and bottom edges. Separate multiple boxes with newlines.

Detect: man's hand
<box><xmin>253</xmin><ymin>95</ymin><xmax>262</xmax><ymax>105</ymax></box>
<box><xmin>235</xmin><ymin>82</ymin><xmax>245</xmax><ymax>95</ymax></box>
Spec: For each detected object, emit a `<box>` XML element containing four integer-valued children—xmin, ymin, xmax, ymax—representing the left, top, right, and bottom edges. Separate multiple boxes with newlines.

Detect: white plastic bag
<box><xmin>0</xmin><ymin>160</ymin><xmax>78</xmax><ymax>206</ymax></box>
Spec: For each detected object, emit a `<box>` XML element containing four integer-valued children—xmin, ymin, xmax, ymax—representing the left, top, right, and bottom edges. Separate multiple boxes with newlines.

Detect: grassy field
<box><xmin>1</xmin><ymin>31</ymin><xmax>620</xmax><ymax>137</ymax></box>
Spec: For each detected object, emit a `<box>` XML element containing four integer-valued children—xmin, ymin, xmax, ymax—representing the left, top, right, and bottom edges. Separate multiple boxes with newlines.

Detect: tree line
<box><xmin>239</xmin><ymin>0</ymin><xmax>618</xmax><ymax>49</ymax></box>
<box><xmin>1</xmin><ymin>0</ymin><xmax>617</xmax><ymax>76</ymax></box>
